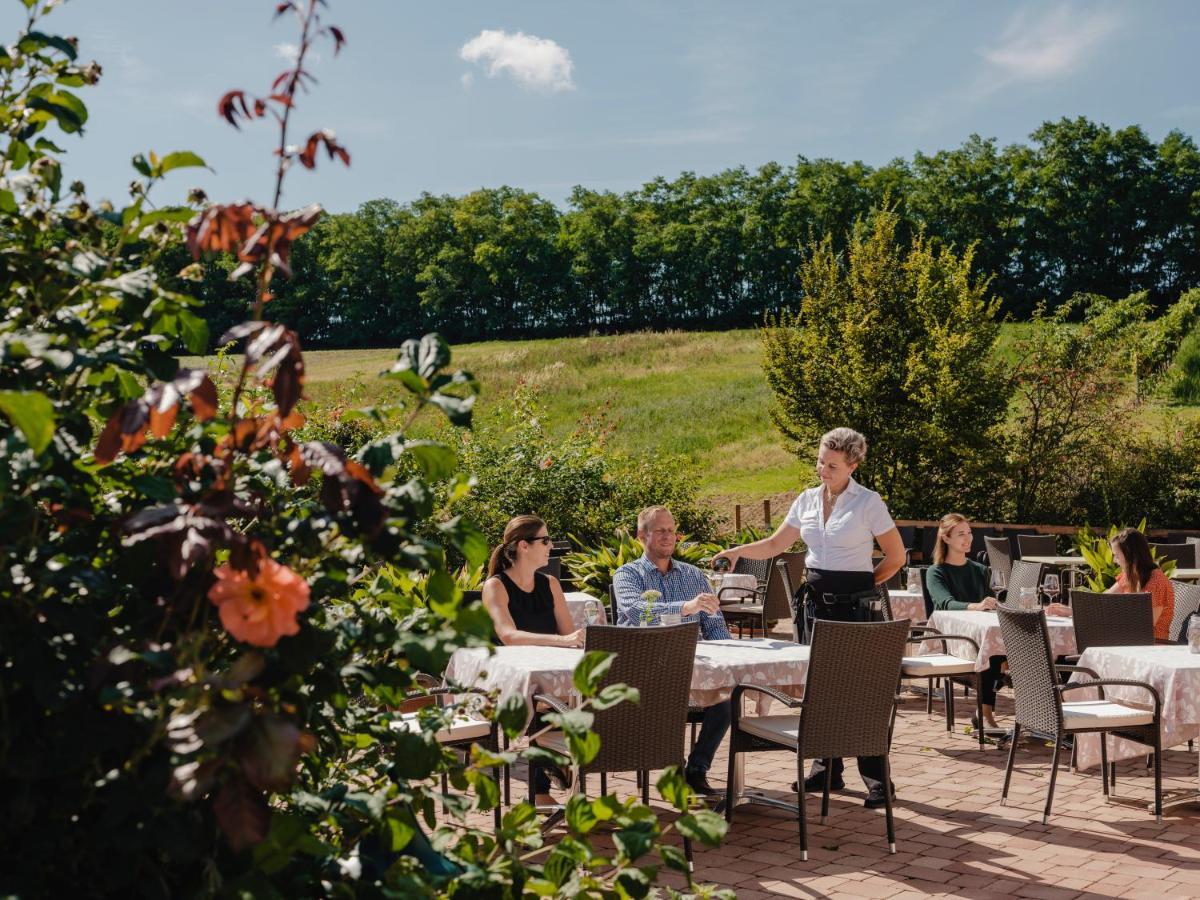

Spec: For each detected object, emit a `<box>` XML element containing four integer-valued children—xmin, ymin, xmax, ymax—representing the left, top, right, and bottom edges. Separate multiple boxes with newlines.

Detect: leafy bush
<box><xmin>1170</xmin><ymin>328</ymin><xmax>1200</xmax><ymax>404</ymax></box>
<box><xmin>0</xmin><ymin>5</ymin><xmax>729</xmax><ymax>897</ymax></box>
<box><xmin>448</xmin><ymin>385</ymin><xmax>719</xmax><ymax>554</ymax></box>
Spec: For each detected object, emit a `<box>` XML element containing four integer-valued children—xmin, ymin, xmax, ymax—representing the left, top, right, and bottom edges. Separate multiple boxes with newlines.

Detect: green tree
<box><xmin>761</xmin><ymin>204</ymin><xmax>1009</xmax><ymax>518</ymax></box>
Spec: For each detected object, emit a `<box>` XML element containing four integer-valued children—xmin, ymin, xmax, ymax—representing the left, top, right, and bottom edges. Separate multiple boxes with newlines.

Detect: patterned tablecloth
<box><xmin>926</xmin><ymin>610</ymin><xmax>1077</xmax><ymax>672</ymax></box>
<box><xmin>444</xmin><ymin>638</ymin><xmax>810</xmax><ymax>711</ymax></box>
<box><xmin>711</xmin><ymin>572</ymin><xmax>760</xmax><ymax>600</ymax></box>
<box><xmin>888</xmin><ymin>589</ymin><xmax>927</xmax><ymax>624</ymax></box>
<box><xmin>1070</xmin><ymin>645</ymin><xmax>1200</xmax><ymax>770</ymax></box>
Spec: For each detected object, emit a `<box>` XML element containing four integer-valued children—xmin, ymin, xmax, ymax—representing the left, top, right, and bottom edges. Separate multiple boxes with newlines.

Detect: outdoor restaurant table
<box><xmin>1023</xmin><ymin>555</ymin><xmax>1088</xmax><ymax>568</ymax></box>
<box><xmin>1071</xmin><ymin>645</ymin><xmax>1200</xmax><ymax>771</ymax></box>
<box><xmin>444</xmin><ymin>637</ymin><xmax>810</xmax><ymax>715</ymax></box>
<box><xmin>926</xmin><ymin>609</ymin><xmax>1077</xmax><ymax>671</ymax></box>
<box><xmin>888</xmin><ymin>588</ymin><xmax>927</xmax><ymax>624</ymax></box>
<box><xmin>1173</xmin><ymin>568</ymin><xmax>1200</xmax><ymax>582</ymax></box>
<box><xmin>563</xmin><ymin>591</ymin><xmax>609</xmax><ymax>628</ymax></box>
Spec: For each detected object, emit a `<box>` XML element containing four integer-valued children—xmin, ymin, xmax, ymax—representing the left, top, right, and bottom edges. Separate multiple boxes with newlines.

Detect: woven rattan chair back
<box><xmin>799</xmin><ymin>619</ymin><xmax>908</xmax><ymax>760</ymax></box>
<box><xmin>996</xmin><ymin>607</ymin><xmax>1062</xmax><ymax>736</ymax></box>
<box><xmin>1169</xmin><ymin>580</ymin><xmax>1200</xmax><ymax>643</ymax></box>
<box><xmin>763</xmin><ymin>556</ymin><xmax>799</xmax><ymax>622</ymax></box>
<box><xmin>1004</xmin><ymin>560</ymin><xmax>1045</xmax><ymax>602</ymax></box>
<box><xmin>607</xmin><ymin>583</ymin><xmax>619</xmax><ymax>627</ymax></box>
<box><xmin>582</xmin><ymin>622</ymin><xmax>698</xmax><ymax>774</ymax></box>
<box><xmin>984</xmin><ymin>536</ymin><xmax>1013</xmax><ymax>588</ymax></box>
<box><xmin>734</xmin><ymin>555</ymin><xmax>772</xmax><ymax>587</ymax></box>
<box><xmin>1017</xmin><ymin>534</ymin><xmax>1057</xmax><ymax>559</ymax></box>
<box><xmin>876</xmin><ymin>584</ymin><xmax>894</xmax><ymax>622</ymax></box>
<box><xmin>537</xmin><ymin>557</ymin><xmax>562</xmax><ymax>580</ymax></box>
<box><xmin>1150</xmin><ymin>542</ymin><xmax>1198</xmax><ymax>568</ymax></box>
<box><xmin>1069</xmin><ymin>589</ymin><xmax>1154</xmax><ymax>653</ymax></box>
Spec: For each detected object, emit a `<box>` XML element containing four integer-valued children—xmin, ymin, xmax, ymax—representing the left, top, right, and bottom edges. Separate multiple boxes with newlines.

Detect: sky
<box><xmin>7</xmin><ymin>0</ymin><xmax>1200</xmax><ymax>213</ymax></box>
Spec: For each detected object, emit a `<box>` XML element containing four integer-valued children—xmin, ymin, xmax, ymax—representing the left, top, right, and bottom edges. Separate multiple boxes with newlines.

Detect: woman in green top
<box><xmin>927</xmin><ymin>513</ymin><xmax>1004</xmax><ymax>732</ymax></box>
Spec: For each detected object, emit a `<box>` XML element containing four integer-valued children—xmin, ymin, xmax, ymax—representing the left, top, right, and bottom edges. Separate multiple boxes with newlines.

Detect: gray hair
<box><xmin>819</xmin><ymin>427</ymin><xmax>868</xmax><ymax>465</ymax></box>
<box><xmin>636</xmin><ymin>505</ymin><xmax>673</xmax><ymax>533</ymax></box>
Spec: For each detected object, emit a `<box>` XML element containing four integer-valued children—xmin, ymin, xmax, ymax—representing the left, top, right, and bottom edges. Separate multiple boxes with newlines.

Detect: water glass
<box><xmin>660</xmin><ymin>612</ymin><xmax>682</xmax><ymax>626</ymax></box>
<box><xmin>1018</xmin><ymin>587</ymin><xmax>1037</xmax><ymax>612</ymax></box>
<box><xmin>906</xmin><ymin>567</ymin><xmax>921</xmax><ymax>594</ymax></box>
<box><xmin>584</xmin><ymin>599</ymin><xmax>602</xmax><ymax>627</ymax></box>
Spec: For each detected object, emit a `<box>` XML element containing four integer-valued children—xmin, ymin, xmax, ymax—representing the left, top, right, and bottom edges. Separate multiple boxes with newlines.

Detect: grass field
<box><xmin>188</xmin><ymin>325</ymin><xmax>1198</xmax><ymax>518</ymax></box>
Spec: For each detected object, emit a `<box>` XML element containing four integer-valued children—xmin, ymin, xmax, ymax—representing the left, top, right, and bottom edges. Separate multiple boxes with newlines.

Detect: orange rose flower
<box><xmin>208</xmin><ymin>558</ymin><xmax>311</xmax><ymax>647</ymax></box>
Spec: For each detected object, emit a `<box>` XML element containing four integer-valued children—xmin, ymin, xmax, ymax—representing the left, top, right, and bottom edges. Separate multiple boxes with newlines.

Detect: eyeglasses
<box><xmin>527</xmin><ymin>536</ymin><xmax>553</xmax><ymax>546</ymax></box>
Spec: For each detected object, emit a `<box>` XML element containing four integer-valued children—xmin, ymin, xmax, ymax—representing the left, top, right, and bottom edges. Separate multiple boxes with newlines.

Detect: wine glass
<box><xmin>990</xmin><ymin>566</ymin><xmax>1005</xmax><ymax>597</ymax></box>
<box><xmin>1042</xmin><ymin>573</ymin><xmax>1061</xmax><ymax>609</ymax></box>
<box><xmin>906</xmin><ymin>567</ymin><xmax>922</xmax><ymax>594</ymax></box>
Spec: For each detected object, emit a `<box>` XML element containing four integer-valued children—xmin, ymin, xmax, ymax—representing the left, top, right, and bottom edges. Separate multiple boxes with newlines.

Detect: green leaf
<box><xmin>403</xmin><ymin>440</ymin><xmax>456</xmax><ymax>481</ymax></box>
<box><xmin>566</xmin><ymin>729</ymin><xmax>600</xmax><ymax>767</ymax></box>
<box><xmin>0</xmin><ymin>390</ymin><xmax>55</xmax><ymax>455</ymax></box>
<box><xmin>428</xmin><ymin>391</ymin><xmax>475</xmax><ymax>427</ymax></box>
<box><xmin>139</xmin><ymin>206</ymin><xmax>197</xmax><ymax>227</ymax></box>
<box><xmin>115</xmin><ymin>369</ymin><xmax>143</xmax><ymax>400</ymax></box>
<box><xmin>22</xmin><ymin>31</ymin><xmax>78</xmax><ymax>60</ymax></box>
<box><xmin>0</xmin><ymin>190</ymin><xmax>16</xmax><ymax>214</ymax></box>
<box><xmin>416</xmin><ymin>333</ymin><xmax>451</xmax><ymax>378</ymax></box>
<box><xmin>674</xmin><ymin>809</ymin><xmax>727</xmax><ymax>847</ymax></box>
<box><xmin>564</xmin><ymin>794</ymin><xmax>598</xmax><ymax>834</ymax></box>
<box><xmin>542</xmin><ymin>847</ymin><xmax>576</xmax><ymax>887</ymax></box>
<box><xmin>131</xmin><ymin>154</ymin><xmax>152</xmax><ymax>177</ymax></box>
<box><xmin>496</xmin><ymin>694</ymin><xmax>528</xmax><ymax>741</ymax></box>
<box><xmin>613</xmin><ymin>827</ymin><xmax>655</xmax><ymax>864</ymax></box>
<box><xmin>572</xmin><ymin>650</ymin><xmax>614</xmax><ymax>697</ymax></box>
<box><xmin>131</xmin><ymin>474</ymin><xmax>176</xmax><ymax>502</ymax></box>
<box><xmin>27</xmin><ymin>89</ymin><xmax>88</xmax><ymax>133</ymax></box>
<box><xmin>178</xmin><ymin>309</ymin><xmax>210</xmax><ymax>355</ymax></box>
<box><xmin>158</xmin><ymin>150</ymin><xmax>207</xmax><ymax>174</ymax></box>
<box><xmin>655</xmin><ymin>766</ymin><xmax>694</xmax><ymax>813</ymax></box>
<box><xmin>659</xmin><ymin>844</ymin><xmax>690</xmax><ymax>873</ymax></box>
<box><xmin>615</xmin><ymin>867</ymin><xmax>653</xmax><ymax>899</ymax></box>
<box><xmin>465</xmin><ymin>769</ymin><xmax>499</xmax><ymax>811</ymax></box>
<box><xmin>591</xmin><ymin>683</ymin><xmax>639</xmax><ymax>711</ymax></box>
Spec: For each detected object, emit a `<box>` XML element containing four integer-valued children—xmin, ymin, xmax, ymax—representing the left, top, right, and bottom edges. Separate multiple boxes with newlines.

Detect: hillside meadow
<box><xmin>186</xmin><ymin>324</ymin><xmax>1198</xmax><ymax>522</ymax></box>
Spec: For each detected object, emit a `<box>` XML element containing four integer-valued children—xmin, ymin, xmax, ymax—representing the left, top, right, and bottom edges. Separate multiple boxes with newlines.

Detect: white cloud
<box><xmin>459</xmin><ymin>29</ymin><xmax>575</xmax><ymax>92</ymax></box>
<box><xmin>981</xmin><ymin>5</ymin><xmax>1119</xmax><ymax>83</ymax></box>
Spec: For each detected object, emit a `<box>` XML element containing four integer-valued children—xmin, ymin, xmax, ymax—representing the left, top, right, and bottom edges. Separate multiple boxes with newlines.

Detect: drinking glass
<box><xmin>1041</xmin><ymin>573</ymin><xmax>1061</xmax><ymax>608</ymax></box>
<box><xmin>906</xmin><ymin>567</ymin><xmax>922</xmax><ymax>594</ymax></box>
<box><xmin>584</xmin><ymin>599</ymin><xmax>603</xmax><ymax>627</ymax></box>
<box><xmin>660</xmin><ymin>612</ymin><xmax>682</xmax><ymax>626</ymax></box>
<box><xmin>1018</xmin><ymin>586</ymin><xmax>1037</xmax><ymax>612</ymax></box>
<box><xmin>990</xmin><ymin>567</ymin><xmax>1005</xmax><ymax>595</ymax></box>
<box><xmin>708</xmin><ymin>572</ymin><xmax>725</xmax><ymax>596</ymax></box>
<box><xmin>1188</xmin><ymin>615</ymin><xmax>1200</xmax><ymax>654</ymax></box>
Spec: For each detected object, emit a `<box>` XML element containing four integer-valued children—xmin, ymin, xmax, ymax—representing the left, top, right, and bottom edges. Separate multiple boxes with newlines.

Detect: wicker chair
<box><xmin>396</xmin><ymin>673</ymin><xmax>503</xmax><ymax>829</ymax></box>
<box><xmin>1017</xmin><ymin>534</ymin><xmax>1057</xmax><ymax>559</ymax></box>
<box><xmin>537</xmin><ymin>557</ymin><xmax>562</xmax><ymax>580</ymax></box>
<box><xmin>608</xmin><ymin>583</ymin><xmax>705</xmax><ymax>746</ymax></box>
<box><xmin>1169</xmin><ymin>579</ymin><xmax>1200</xmax><ymax>643</ymax></box>
<box><xmin>724</xmin><ymin>619</ymin><xmax>909</xmax><ymax>859</ymax></box>
<box><xmin>535</xmin><ymin>623</ymin><xmax>702</xmax><ymax>863</ymax></box>
<box><xmin>995</xmin><ymin>606</ymin><xmax>1162</xmax><ymax>823</ymax></box>
<box><xmin>719</xmin><ymin>556</ymin><xmax>800</xmax><ymax>639</ymax></box>
<box><xmin>899</xmin><ymin>627</ymin><xmax>985</xmax><ymax>749</ymax></box>
<box><xmin>1069</xmin><ymin>589</ymin><xmax>1154</xmax><ymax>655</ymax></box>
<box><xmin>984</xmin><ymin>536</ymin><xmax>1013</xmax><ymax>592</ymax></box>
<box><xmin>1150</xmin><ymin>542</ymin><xmax>1198</xmax><ymax>568</ymax></box>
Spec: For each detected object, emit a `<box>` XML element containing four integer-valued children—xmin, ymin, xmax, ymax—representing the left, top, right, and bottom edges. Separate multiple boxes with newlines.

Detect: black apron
<box><xmin>797</xmin><ymin>568</ymin><xmax>882</xmax><ymax>643</ymax></box>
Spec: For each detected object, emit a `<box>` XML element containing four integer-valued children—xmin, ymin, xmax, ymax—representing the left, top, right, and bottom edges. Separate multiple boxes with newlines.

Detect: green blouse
<box><xmin>927</xmin><ymin>559</ymin><xmax>990</xmax><ymax>611</ymax></box>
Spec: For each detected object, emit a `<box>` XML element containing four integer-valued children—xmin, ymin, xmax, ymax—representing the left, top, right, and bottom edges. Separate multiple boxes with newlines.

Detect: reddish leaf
<box><xmin>274</xmin><ymin>1</ymin><xmax>295</xmax><ymax>17</ymax></box>
<box><xmin>297</xmin><ymin>130</ymin><xmax>350</xmax><ymax>170</ymax></box>
<box><xmin>148</xmin><ymin>403</ymin><xmax>178</xmax><ymax>439</ymax></box>
<box><xmin>216</xmin><ymin>90</ymin><xmax>265</xmax><ymax>130</ymax></box>
<box><xmin>188</xmin><ymin>375</ymin><xmax>219</xmax><ymax>421</ymax></box>
<box><xmin>298</xmin><ymin>440</ymin><xmax>346</xmax><ymax>476</ymax></box>
<box><xmin>344</xmin><ymin>460</ymin><xmax>383</xmax><ymax>495</ymax></box>
<box><xmin>94</xmin><ymin>400</ymin><xmax>150</xmax><ymax>464</ymax></box>
<box><xmin>328</xmin><ymin>25</ymin><xmax>345</xmax><ymax>54</ymax></box>
<box><xmin>237</xmin><ymin>715</ymin><xmax>311</xmax><ymax>792</ymax></box>
<box><xmin>213</xmin><ymin>778</ymin><xmax>270</xmax><ymax>852</ymax></box>
<box><xmin>186</xmin><ymin>203</ymin><xmax>258</xmax><ymax>260</ymax></box>
<box><xmin>284</xmin><ymin>441</ymin><xmax>310</xmax><ymax>486</ymax></box>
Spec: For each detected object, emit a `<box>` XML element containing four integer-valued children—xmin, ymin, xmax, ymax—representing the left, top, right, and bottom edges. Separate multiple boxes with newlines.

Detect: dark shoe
<box><xmin>685</xmin><ymin>769</ymin><xmax>720</xmax><ymax>796</ymax></box>
<box><xmin>792</xmin><ymin>771</ymin><xmax>846</xmax><ymax>793</ymax></box>
<box><xmin>864</xmin><ymin>783</ymin><xmax>896</xmax><ymax>809</ymax></box>
<box><xmin>542</xmin><ymin>761</ymin><xmax>571</xmax><ymax>791</ymax></box>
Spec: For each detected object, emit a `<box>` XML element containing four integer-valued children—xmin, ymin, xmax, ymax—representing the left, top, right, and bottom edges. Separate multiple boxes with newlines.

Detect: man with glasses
<box><xmin>612</xmin><ymin>506</ymin><xmax>730</xmax><ymax>796</ymax></box>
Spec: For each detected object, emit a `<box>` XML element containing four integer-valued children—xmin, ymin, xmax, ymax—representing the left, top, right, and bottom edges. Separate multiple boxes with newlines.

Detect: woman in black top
<box><xmin>482</xmin><ymin>515</ymin><xmax>582</xmax><ymax>807</ymax></box>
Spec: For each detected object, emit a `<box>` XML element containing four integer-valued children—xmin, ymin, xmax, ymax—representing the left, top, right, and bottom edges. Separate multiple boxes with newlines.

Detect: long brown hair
<box><xmin>1111</xmin><ymin>527</ymin><xmax>1157</xmax><ymax>591</ymax></box>
<box><xmin>487</xmin><ymin>515</ymin><xmax>547</xmax><ymax>578</ymax></box>
<box><xmin>933</xmin><ymin>513</ymin><xmax>970</xmax><ymax>565</ymax></box>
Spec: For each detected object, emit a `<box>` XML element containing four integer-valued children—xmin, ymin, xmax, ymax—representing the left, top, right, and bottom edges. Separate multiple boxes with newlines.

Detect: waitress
<box><xmin>715</xmin><ymin>427</ymin><xmax>905</xmax><ymax>809</ymax></box>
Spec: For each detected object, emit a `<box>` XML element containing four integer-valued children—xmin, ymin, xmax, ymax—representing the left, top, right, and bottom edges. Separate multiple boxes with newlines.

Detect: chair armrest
<box><xmin>530</xmin><ymin>692</ymin><xmax>572</xmax><ymax>716</ymax></box>
<box><xmin>905</xmin><ymin>633</ymin><xmax>980</xmax><ymax>656</ymax></box>
<box><xmin>719</xmin><ymin>585</ymin><xmax>764</xmax><ymax>602</ymax></box>
<box><xmin>1055</xmin><ymin>664</ymin><xmax>1098</xmax><ymax>680</ymax></box>
<box><xmin>1058</xmin><ymin>679</ymin><xmax>1162</xmax><ymax>715</ymax></box>
<box><xmin>730</xmin><ymin>682</ymin><xmax>804</xmax><ymax>709</ymax></box>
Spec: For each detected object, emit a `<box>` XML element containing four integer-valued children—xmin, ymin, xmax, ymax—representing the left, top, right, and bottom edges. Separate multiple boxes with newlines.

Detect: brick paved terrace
<box><xmin>464</xmin><ymin>646</ymin><xmax>1200</xmax><ymax>897</ymax></box>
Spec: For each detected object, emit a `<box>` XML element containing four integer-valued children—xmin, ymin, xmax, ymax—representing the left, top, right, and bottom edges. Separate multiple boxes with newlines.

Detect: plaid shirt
<box><xmin>612</xmin><ymin>554</ymin><xmax>732</xmax><ymax>640</ymax></box>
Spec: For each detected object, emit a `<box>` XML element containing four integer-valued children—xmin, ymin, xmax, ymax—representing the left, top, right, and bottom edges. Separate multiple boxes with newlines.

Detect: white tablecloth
<box><xmin>1071</xmin><ymin>645</ymin><xmax>1200</xmax><ymax>769</ymax></box>
<box><xmin>888</xmin><ymin>589</ymin><xmax>927</xmax><ymax>624</ymax></box>
<box><xmin>926</xmin><ymin>610</ymin><xmax>1077</xmax><ymax>671</ymax></box>
<box><xmin>712</xmin><ymin>572</ymin><xmax>760</xmax><ymax>600</ymax></box>
<box><xmin>564</xmin><ymin>591</ymin><xmax>608</xmax><ymax>628</ymax></box>
<box><xmin>1173</xmin><ymin>568</ymin><xmax>1200</xmax><ymax>583</ymax></box>
<box><xmin>444</xmin><ymin>638</ymin><xmax>810</xmax><ymax>711</ymax></box>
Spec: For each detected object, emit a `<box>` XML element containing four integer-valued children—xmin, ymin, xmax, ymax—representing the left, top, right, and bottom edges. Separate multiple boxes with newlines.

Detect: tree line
<box><xmin>167</xmin><ymin>117</ymin><xmax>1200</xmax><ymax>349</ymax></box>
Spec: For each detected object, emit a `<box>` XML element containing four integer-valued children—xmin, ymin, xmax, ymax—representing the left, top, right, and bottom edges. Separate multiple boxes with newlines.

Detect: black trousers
<box><xmin>804</xmin><ymin>568</ymin><xmax>886</xmax><ymax>793</ymax></box>
<box><xmin>980</xmin><ymin>655</ymin><xmax>1005</xmax><ymax>708</ymax></box>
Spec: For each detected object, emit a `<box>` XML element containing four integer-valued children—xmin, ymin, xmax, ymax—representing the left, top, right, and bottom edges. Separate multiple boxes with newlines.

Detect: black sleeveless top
<box><xmin>497</xmin><ymin>571</ymin><xmax>559</xmax><ymax>635</ymax></box>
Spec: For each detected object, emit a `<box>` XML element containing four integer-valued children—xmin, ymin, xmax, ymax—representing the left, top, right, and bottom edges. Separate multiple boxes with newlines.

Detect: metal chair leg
<box><xmin>724</xmin><ymin>742</ymin><xmax>737</xmax><ymax>824</ymax></box>
<box><xmin>946</xmin><ymin>677</ymin><xmax>956</xmax><ymax>733</ymax></box>
<box><xmin>1001</xmin><ymin>723</ymin><xmax>1021</xmax><ymax>804</ymax></box>
<box><xmin>1043</xmin><ymin>734</ymin><xmax>1064</xmax><ymax>825</ymax></box>
<box><xmin>820</xmin><ymin>758</ymin><xmax>832</xmax><ymax>825</ymax></box>
<box><xmin>1099</xmin><ymin>734</ymin><xmax>1109</xmax><ymax>797</ymax></box>
<box><xmin>600</xmin><ymin>772</ymin><xmax>607</xmax><ymax>795</ymax></box>
<box><xmin>1154</xmin><ymin>729</ymin><xmax>1163</xmax><ymax>822</ymax></box>
<box><xmin>975</xmin><ymin>674</ymin><xmax>985</xmax><ymax>749</ymax></box>
<box><xmin>882</xmin><ymin>754</ymin><xmax>896</xmax><ymax>854</ymax></box>
<box><xmin>797</xmin><ymin>754</ymin><xmax>808</xmax><ymax>861</ymax></box>
<box><xmin>641</xmin><ymin>769</ymin><xmax>649</xmax><ymax>805</ymax></box>
<box><xmin>493</xmin><ymin>766</ymin><xmax>502</xmax><ymax>830</ymax></box>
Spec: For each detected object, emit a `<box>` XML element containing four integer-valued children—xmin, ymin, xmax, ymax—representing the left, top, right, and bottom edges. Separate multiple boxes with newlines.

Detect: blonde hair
<box><xmin>819</xmin><ymin>427</ymin><xmax>868</xmax><ymax>465</ymax></box>
<box><xmin>933</xmin><ymin>513</ymin><xmax>970</xmax><ymax>565</ymax></box>
<box><xmin>636</xmin><ymin>505</ymin><xmax>672</xmax><ymax>534</ymax></box>
<box><xmin>487</xmin><ymin>515</ymin><xmax>547</xmax><ymax>578</ymax></box>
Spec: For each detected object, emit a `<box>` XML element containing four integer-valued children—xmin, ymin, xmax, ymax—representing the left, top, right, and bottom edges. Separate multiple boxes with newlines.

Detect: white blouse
<box><xmin>783</xmin><ymin>478</ymin><xmax>895</xmax><ymax>573</ymax></box>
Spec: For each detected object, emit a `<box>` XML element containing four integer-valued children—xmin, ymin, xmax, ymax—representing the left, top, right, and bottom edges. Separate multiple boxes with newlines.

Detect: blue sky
<box><xmin>9</xmin><ymin>1</ymin><xmax>1200</xmax><ymax>212</ymax></box>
